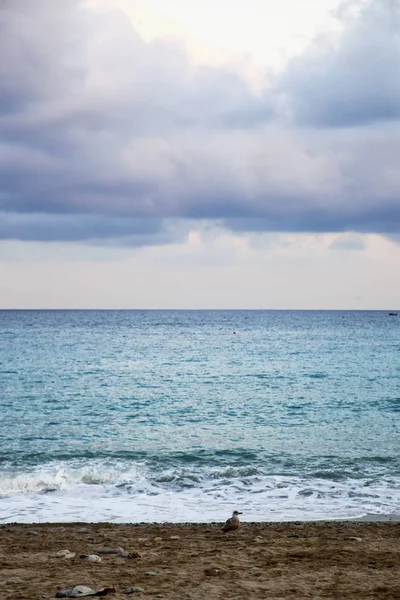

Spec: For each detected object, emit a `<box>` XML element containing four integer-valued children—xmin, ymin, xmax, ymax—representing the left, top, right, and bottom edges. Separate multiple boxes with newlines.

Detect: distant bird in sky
<box><xmin>222</xmin><ymin>510</ymin><xmax>242</xmax><ymax>533</ymax></box>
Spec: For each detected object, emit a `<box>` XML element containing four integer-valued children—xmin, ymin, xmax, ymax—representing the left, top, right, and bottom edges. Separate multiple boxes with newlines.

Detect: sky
<box><xmin>1</xmin><ymin>0</ymin><xmax>400</xmax><ymax>309</ymax></box>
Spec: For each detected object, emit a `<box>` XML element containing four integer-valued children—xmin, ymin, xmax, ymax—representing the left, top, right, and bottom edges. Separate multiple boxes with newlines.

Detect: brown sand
<box><xmin>1</xmin><ymin>521</ymin><xmax>399</xmax><ymax>599</ymax></box>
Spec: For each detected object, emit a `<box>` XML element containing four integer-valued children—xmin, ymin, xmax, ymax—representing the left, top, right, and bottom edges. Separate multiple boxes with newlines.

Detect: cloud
<box><xmin>0</xmin><ymin>0</ymin><xmax>400</xmax><ymax>245</ymax></box>
<box><xmin>280</xmin><ymin>0</ymin><xmax>400</xmax><ymax>127</ymax></box>
<box><xmin>329</xmin><ymin>233</ymin><xmax>366</xmax><ymax>250</ymax></box>
<box><xmin>0</xmin><ymin>211</ymin><xmax>186</xmax><ymax>246</ymax></box>
<box><xmin>0</xmin><ymin>1</ymin><xmax>88</xmax><ymax>114</ymax></box>
<box><xmin>384</xmin><ymin>234</ymin><xmax>400</xmax><ymax>246</ymax></box>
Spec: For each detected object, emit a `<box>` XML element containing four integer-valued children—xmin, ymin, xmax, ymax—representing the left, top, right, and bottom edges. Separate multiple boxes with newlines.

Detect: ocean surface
<box><xmin>0</xmin><ymin>310</ymin><xmax>399</xmax><ymax>524</ymax></box>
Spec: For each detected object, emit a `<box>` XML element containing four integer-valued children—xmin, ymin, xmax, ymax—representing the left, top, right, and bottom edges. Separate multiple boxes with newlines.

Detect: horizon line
<box><xmin>0</xmin><ymin>308</ymin><xmax>398</xmax><ymax>312</ymax></box>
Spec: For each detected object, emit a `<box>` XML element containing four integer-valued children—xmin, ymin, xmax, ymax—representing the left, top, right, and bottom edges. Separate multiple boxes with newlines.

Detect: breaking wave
<box><xmin>1</xmin><ymin>457</ymin><xmax>399</xmax><ymax>524</ymax></box>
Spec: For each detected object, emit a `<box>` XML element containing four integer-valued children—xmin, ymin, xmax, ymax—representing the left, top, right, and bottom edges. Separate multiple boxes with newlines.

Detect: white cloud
<box><xmin>1</xmin><ymin>0</ymin><xmax>400</xmax><ymax>307</ymax></box>
<box><xmin>113</xmin><ymin>0</ymin><xmax>341</xmax><ymax>70</ymax></box>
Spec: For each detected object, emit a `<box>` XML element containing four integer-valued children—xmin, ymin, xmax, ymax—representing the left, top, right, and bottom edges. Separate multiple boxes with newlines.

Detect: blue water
<box><xmin>0</xmin><ymin>310</ymin><xmax>399</xmax><ymax>523</ymax></box>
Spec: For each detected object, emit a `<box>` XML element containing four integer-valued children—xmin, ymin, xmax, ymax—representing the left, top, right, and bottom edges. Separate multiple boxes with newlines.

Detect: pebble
<box><xmin>55</xmin><ymin>585</ymin><xmax>115</xmax><ymax>597</ymax></box>
<box><xmin>144</xmin><ymin>571</ymin><xmax>158</xmax><ymax>576</ymax></box>
<box><xmin>347</xmin><ymin>536</ymin><xmax>363</xmax><ymax>542</ymax></box>
<box><xmin>87</xmin><ymin>554</ymin><xmax>102</xmax><ymax>562</ymax></box>
<box><xmin>71</xmin><ymin>586</ymin><xmax>95</xmax><ymax>594</ymax></box>
<box><xmin>55</xmin><ymin>587</ymin><xmax>94</xmax><ymax>598</ymax></box>
<box><xmin>56</xmin><ymin>550</ymin><xmax>76</xmax><ymax>559</ymax></box>
<box><xmin>123</xmin><ymin>587</ymin><xmax>145</xmax><ymax>595</ymax></box>
<box><xmin>153</xmin><ymin>537</ymin><xmax>163</xmax><ymax>542</ymax></box>
<box><xmin>170</xmin><ymin>535</ymin><xmax>180</xmax><ymax>540</ymax></box>
<box><xmin>56</xmin><ymin>588</ymin><xmax>75</xmax><ymax>598</ymax></box>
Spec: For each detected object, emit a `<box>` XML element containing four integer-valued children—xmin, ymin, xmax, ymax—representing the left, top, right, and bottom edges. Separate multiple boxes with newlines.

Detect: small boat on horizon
<box><xmin>388</xmin><ymin>312</ymin><xmax>398</xmax><ymax>316</ymax></box>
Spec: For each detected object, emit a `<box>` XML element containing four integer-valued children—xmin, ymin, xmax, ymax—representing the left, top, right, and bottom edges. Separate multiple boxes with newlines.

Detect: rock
<box><xmin>57</xmin><ymin>550</ymin><xmax>74</xmax><ymax>559</ymax></box>
<box><xmin>87</xmin><ymin>554</ymin><xmax>102</xmax><ymax>562</ymax></box>
<box><xmin>94</xmin><ymin>546</ymin><xmax>123</xmax><ymax>554</ymax></box>
<box><xmin>56</xmin><ymin>550</ymin><xmax>76</xmax><ymax>559</ymax></box>
<box><xmin>55</xmin><ymin>586</ymin><xmax>116</xmax><ymax>597</ymax></box>
<box><xmin>56</xmin><ymin>588</ymin><xmax>75</xmax><ymax>597</ymax></box>
<box><xmin>123</xmin><ymin>588</ymin><xmax>144</xmax><ymax>595</ymax></box>
<box><xmin>347</xmin><ymin>536</ymin><xmax>363</xmax><ymax>542</ymax></box>
<box><xmin>71</xmin><ymin>586</ymin><xmax>96</xmax><ymax>595</ymax></box>
<box><xmin>153</xmin><ymin>537</ymin><xmax>163</xmax><ymax>542</ymax></box>
<box><xmin>170</xmin><ymin>535</ymin><xmax>180</xmax><ymax>540</ymax></box>
<box><xmin>27</xmin><ymin>530</ymin><xmax>40</xmax><ymax>535</ymax></box>
<box><xmin>144</xmin><ymin>571</ymin><xmax>158</xmax><ymax>576</ymax></box>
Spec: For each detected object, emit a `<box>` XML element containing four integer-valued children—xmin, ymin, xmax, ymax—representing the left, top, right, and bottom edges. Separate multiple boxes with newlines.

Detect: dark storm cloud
<box><xmin>1</xmin><ymin>0</ymin><xmax>400</xmax><ymax>244</ymax></box>
<box><xmin>280</xmin><ymin>0</ymin><xmax>400</xmax><ymax>127</ymax></box>
<box><xmin>0</xmin><ymin>212</ymin><xmax>182</xmax><ymax>246</ymax></box>
<box><xmin>222</xmin><ymin>200</ymin><xmax>400</xmax><ymax>236</ymax></box>
<box><xmin>0</xmin><ymin>0</ymin><xmax>87</xmax><ymax>114</ymax></box>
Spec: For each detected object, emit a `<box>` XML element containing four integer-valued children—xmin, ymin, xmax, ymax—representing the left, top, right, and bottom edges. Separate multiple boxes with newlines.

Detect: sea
<box><xmin>0</xmin><ymin>310</ymin><xmax>399</xmax><ymax>524</ymax></box>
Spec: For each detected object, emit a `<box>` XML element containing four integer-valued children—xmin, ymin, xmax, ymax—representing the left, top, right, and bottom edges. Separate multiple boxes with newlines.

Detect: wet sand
<box><xmin>1</xmin><ymin>521</ymin><xmax>400</xmax><ymax>599</ymax></box>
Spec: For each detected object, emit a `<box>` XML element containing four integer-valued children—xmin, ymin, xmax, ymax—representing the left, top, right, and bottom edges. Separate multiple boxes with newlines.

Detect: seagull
<box><xmin>221</xmin><ymin>510</ymin><xmax>243</xmax><ymax>533</ymax></box>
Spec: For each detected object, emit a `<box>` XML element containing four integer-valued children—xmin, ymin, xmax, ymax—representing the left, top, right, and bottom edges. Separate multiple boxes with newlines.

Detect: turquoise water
<box><xmin>0</xmin><ymin>310</ymin><xmax>399</xmax><ymax>522</ymax></box>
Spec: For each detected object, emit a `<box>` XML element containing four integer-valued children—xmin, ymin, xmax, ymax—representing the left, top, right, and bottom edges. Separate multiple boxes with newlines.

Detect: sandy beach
<box><xmin>1</xmin><ymin>521</ymin><xmax>399</xmax><ymax>599</ymax></box>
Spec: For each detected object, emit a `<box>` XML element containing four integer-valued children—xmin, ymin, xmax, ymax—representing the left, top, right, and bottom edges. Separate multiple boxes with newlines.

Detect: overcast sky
<box><xmin>1</xmin><ymin>0</ymin><xmax>399</xmax><ymax>309</ymax></box>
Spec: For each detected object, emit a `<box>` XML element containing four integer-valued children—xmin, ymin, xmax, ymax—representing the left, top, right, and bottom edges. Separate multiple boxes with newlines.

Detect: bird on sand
<box><xmin>221</xmin><ymin>510</ymin><xmax>243</xmax><ymax>533</ymax></box>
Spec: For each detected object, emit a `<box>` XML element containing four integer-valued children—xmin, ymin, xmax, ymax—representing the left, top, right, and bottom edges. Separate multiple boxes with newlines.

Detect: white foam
<box><xmin>1</xmin><ymin>460</ymin><xmax>400</xmax><ymax>523</ymax></box>
<box><xmin>0</xmin><ymin>461</ymin><xmax>150</xmax><ymax>496</ymax></box>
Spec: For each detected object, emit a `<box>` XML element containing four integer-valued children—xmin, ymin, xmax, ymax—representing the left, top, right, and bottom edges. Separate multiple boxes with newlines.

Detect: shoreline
<box><xmin>2</xmin><ymin>521</ymin><xmax>400</xmax><ymax>599</ymax></box>
<box><xmin>3</xmin><ymin>512</ymin><xmax>400</xmax><ymax>526</ymax></box>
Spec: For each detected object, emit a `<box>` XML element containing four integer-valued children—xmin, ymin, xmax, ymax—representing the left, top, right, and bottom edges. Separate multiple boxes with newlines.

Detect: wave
<box><xmin>1</xmin><ymin>448</ymin><xmax>398</xmax><ymax>472</ymax></box>
<box><xmin>0</xmin><ymin>459</ymin><xmax>270</xmax><ymax>497</ymax></box>
<box><xmin>0</xmin><ymin>460</ymin><xmax>150</xmax><ymax>496</ymax></box>
<box><xmin>1</xmin><ymin>457</ymin><xmax>400</xmax><ymax>524</ymax></box>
